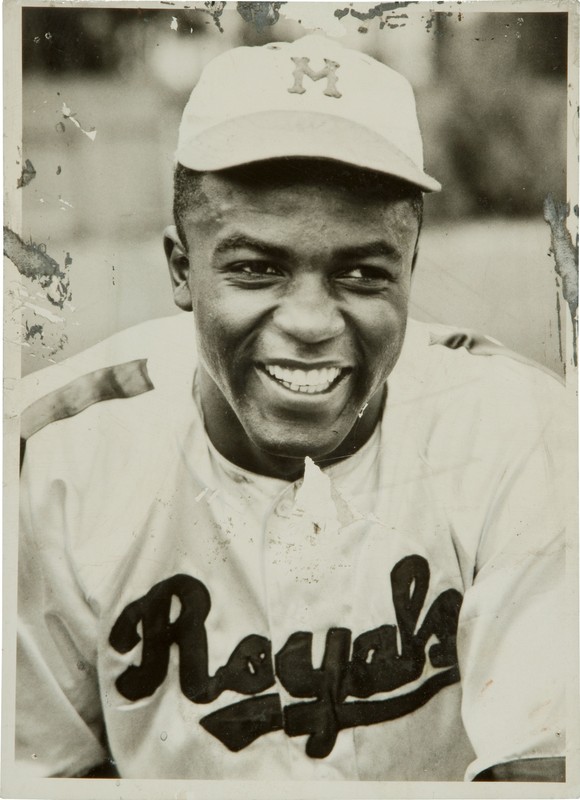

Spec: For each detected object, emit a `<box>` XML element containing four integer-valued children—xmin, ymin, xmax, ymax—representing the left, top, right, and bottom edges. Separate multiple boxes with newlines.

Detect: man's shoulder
<box><xmin>19</xmin><ymin>313</ymin><xmax>196</xmax><ymax>445</ymax></box>
<box><xmin>402</xmin><ymin>318</ymin><xmax>564</xmax><ymax>389</ymax></box>
<box><xmin>385</xmin><ymin>320</ymin><xmax>572</xmax><ymax>496</ymax></box>
<box><xmin>397</xmin><ymin>318</ymin><xmax>567</xmax><ymax>432</ymax></box>
<box><xmin>20</xmin><ymin>313</ymin><xmax>195</xmax><ymax>409</ymax></box>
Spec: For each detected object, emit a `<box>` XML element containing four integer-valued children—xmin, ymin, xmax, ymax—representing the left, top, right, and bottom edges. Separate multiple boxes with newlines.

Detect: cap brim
<box><xmin>177</xmin><ymin>110</ymin><xmax>441</xmax><ymax>193</ymax></box>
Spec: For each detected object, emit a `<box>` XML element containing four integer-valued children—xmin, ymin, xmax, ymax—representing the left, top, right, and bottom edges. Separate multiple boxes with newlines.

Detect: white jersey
<box><xmin>17</xmin><ymin>313</ymin><xmax>567</xmax><ymax>781</ymax></box>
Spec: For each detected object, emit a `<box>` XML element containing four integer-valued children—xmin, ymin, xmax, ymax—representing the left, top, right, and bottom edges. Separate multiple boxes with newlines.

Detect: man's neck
<box><xmin>196</xmin><ymin>372</ymin><xmax>386</xmax><ymax>482</ymax></box>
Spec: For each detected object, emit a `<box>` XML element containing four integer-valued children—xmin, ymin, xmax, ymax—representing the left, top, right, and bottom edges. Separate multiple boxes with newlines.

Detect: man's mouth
<box><xmin>261</xmin><ymin>364</ymin><xmax>346</xmax><ymax>394</ymax></box>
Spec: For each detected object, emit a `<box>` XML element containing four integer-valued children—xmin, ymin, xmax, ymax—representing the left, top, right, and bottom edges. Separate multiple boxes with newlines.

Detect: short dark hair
<box><xmin>173</xmin><ymin>158</ymin><xmax>424</xmax><ymax>250</ymax></box>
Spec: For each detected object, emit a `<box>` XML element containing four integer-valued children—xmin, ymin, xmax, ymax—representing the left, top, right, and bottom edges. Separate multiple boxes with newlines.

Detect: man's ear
<box><xmin>411</xmin><ymin>232</ymin><xmax>420</xmax><ymax>274</ymax></box>
<box><xmin>163</xmin><ymin>225</ymin><xmax>193</xmax><ymax>312</ymax></box>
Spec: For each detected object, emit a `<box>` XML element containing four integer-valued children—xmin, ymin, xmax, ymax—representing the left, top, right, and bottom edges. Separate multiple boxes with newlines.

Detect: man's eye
<box><xmin>337</xmin><ymin>266</ymin><xmax>390</xmax><ymax>284</ymax></box>
<box><xmin>232</xmin><ymin>262</ymin><xmax>281</xmax><ymax>278</ymax></box>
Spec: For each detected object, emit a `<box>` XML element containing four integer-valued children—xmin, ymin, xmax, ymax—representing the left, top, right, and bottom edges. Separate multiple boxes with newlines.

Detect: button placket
<box><xmin>261</xmin><ymin>467</ymin><xmax>362</xmax><ymax>777</ymax></box>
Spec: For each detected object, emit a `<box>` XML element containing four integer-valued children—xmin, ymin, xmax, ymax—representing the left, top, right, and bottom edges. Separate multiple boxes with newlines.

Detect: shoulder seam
<box><xmin>428</xmin><ymin>329</ymin><xmax>563</xmax><ymax>383</ymax></box>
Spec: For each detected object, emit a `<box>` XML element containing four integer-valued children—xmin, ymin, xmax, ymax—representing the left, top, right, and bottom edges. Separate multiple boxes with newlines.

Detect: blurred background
<box><xmin>14</xmin><ymin>3</ymin><xmax>570</xmax><ymax>375</ymax></box>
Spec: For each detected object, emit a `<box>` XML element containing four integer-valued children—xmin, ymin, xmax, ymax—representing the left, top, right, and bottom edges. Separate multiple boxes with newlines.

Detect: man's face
<box><xmin>167</xmin><ymin>168</ymin><xmax>418</xmax><ymax>476</ymax></box>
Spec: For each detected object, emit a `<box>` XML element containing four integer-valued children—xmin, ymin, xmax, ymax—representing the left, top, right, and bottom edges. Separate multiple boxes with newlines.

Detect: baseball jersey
<box><xmin>16</xmin><ymin>312</ymin><xmax>568</xmax><ymax>781</ymax></box>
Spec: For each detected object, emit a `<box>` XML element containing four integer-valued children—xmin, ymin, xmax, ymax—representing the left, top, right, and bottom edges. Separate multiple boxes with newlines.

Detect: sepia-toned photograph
<box><xmin>3</xmin><ymin>2</ymin><xmax>579</xmax><ymax>798</ymax></box>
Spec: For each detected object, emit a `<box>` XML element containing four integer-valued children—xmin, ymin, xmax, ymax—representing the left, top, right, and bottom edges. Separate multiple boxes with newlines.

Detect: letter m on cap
<box><xmin>288</xmin><ymin>57</ymin><xmax>342</xmax><ymax>99</ymax></box>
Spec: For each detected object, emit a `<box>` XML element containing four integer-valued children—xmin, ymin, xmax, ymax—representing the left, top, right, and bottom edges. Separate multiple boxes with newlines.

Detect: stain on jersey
<box><xmin>109</xmin><ymin>554</ymin><xmax>462</xmax><ymax>757</ymax></box>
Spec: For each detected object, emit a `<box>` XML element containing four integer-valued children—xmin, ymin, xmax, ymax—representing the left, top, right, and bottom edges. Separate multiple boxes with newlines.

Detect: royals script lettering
<box><xmin>109</xmin><ymin>555</ymin><xmax>462</xmax><ymax>756</ymax></box>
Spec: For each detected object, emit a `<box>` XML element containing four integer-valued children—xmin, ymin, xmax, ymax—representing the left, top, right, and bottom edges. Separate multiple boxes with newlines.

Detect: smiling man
<box><xmin>165</xmin><ymin>159</ymin><xmax>420</xmax><ymax>479</ymax></box>
<box><xmin>17</xmin><ymin>35</ymin><xmax>566</xmax><ymax>784</ymax></box>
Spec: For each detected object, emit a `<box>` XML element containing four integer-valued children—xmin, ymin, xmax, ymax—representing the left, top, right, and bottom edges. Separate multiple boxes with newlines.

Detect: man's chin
<box><xmin>260</xmin><ymin>437</ymin><xmax>344</xmax><ymax>462</ymax></box>
<box><xmin>241</xmin><ymin>390</ymin><xmax>384</xmax><ymax>476</ymax></box>
<box><xmin>251</xmin><ymin>428</ymin><xmax>350</xmax><ymax>469</ymax></box>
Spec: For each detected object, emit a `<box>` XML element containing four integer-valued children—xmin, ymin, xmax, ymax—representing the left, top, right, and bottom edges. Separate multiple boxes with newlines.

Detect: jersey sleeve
<box><xmin>16</xmin><ymin>438</ymin><xmax>108</xmax><ymax>778</ymax></box>
<box><xmin>457</xmin><ymin>377</ymin><xmax>570</xmax><ymax>781</ymax></box>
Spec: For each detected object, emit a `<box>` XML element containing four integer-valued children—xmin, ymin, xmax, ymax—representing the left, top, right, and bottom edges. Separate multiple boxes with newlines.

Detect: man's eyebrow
<box><xmin>213</xmin><ymin>234</ymin><xmax>288</xmax><ymax>259</ymax></box>
<box><xmin>334</xmin><ymin>241</ymin><xmax>400</xmax><ymax>260</ymax></box>
<box><xmin>212</xmin><ymin>235</ymin><xmax>400</xmax><ymax>261</ymax></box>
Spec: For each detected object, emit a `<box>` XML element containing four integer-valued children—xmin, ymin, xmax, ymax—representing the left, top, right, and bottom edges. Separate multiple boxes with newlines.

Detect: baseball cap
<box><xmin>176</xmin><ymin>35</ymin><xmax>441</xmax><ymax>193</ymax></box>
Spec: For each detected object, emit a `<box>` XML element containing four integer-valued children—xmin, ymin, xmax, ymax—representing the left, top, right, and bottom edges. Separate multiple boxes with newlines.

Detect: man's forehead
<box><xmin>184</xmin><ymin>159</ymin><xmax>419</xmax><ymax>211</ymax></box>
<box><xmin>182</xmin><ymin>174</ymin><xmax>420</xmax><ymax>255</ymax></box>
<box><xmin>186</xmin><ymin>165</ymin><xmax>418</xmax><ymax>223</ymax></box>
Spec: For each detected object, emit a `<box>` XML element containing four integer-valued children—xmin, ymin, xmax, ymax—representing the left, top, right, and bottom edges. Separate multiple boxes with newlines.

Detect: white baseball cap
<box><xmin>176</xmin><ymin>35</ymin><xmax>441</xmax><ymax>193</ymax></box>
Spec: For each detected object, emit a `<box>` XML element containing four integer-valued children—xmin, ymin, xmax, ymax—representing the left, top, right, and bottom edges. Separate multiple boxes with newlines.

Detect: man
<box><xmin>17</xmin><ymin>35</ymin><xmax>566</xmax><ymax>782</ymax></box>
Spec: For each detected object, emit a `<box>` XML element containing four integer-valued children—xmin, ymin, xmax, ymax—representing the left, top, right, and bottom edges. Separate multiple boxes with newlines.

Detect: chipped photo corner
<box><xmin>2</xmin><ymin>1</ymin><xmax>579</xmax><ymax>799</ymax></box>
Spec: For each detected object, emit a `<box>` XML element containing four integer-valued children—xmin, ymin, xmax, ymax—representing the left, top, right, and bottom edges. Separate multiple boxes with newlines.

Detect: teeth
<box><xmin>264</xmin><ymin>364</ymin><xmax>343</xmax><ymax>393</ymax></box>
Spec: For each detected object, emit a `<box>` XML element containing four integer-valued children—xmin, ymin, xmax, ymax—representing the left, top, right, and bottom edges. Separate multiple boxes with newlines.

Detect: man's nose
<box><xmin>271</xmin><ymin>276</ymin><xmax>346</xmax><ymax>344</ymax></box>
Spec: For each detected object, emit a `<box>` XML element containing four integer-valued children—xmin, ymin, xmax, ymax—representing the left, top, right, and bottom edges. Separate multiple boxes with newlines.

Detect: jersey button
<box><xmin>275</xmin><ymin>498</ymin><xmax>293</xmax><ymax>518</ymax></box>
